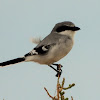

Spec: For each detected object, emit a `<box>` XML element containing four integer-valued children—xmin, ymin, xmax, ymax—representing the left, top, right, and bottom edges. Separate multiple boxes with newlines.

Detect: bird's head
<box><xmin>51</xmin><ymin>21</ymin><xmax>80</xmax><ymax>36</ymax></box>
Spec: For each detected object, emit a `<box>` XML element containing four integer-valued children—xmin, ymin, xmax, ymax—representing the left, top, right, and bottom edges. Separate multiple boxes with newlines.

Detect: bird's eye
<box><xmin>56</xmin><ymin>25</ymin><xmax>71</xmax><ymax>32</ymax></box>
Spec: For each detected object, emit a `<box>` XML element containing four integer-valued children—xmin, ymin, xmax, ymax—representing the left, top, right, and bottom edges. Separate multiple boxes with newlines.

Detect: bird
<box><xmin>0</xmin><ymin>21</ymin><xmax>80</xmax><ymax>76</ymax></box>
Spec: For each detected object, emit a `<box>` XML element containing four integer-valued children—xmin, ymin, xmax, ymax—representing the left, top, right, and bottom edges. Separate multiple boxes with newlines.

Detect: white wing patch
<box><xmin>30</xmin><ymin>37</ymin><xmax>42</xmax><ymax>44</ymax></box>
<box><xmin>42</xmin><ymin>46</ymin><xmax>48</xmax><ymax>51</ymax></box>
<box><xmin>31</xmin><ymin>50</ymin><xmax>38</xmax><ymax>55</ymax></box>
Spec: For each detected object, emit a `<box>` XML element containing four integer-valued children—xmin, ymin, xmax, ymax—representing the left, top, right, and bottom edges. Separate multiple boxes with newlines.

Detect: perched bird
<box><xmin>0</xmin><ymin>21</ymin><xmax>80</xmax><ymax>76</ymax></box>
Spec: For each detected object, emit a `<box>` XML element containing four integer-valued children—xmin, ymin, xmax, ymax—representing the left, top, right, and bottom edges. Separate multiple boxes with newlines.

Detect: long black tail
<box><xmin>0</xmin><ymin>57</ymin><xmax>25</xmax><ymax>67</ymax></box>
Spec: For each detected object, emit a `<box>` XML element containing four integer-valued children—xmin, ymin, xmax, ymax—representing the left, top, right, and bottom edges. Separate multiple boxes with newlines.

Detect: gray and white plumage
<box><xmin>0</xmin><ymin>21</ymin><xmax>80</xmax><ymax>67</ymax></box>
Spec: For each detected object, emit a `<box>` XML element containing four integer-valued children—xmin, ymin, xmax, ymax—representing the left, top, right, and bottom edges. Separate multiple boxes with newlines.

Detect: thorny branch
<box><xmin>44</xmin><ymin>64</ymin><xmax>75</xmax><ymax>100</ymax></box>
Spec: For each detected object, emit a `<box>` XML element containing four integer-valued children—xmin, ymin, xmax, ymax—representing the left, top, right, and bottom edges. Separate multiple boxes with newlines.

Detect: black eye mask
<box><xmin>56</xmin><ymin>25</ymin><xmax>80</xmax><ymax>32</ymax></box>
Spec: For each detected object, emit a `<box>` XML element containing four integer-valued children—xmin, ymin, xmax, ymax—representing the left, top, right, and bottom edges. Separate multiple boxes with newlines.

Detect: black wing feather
<box><xmin>34</xmin><ymin>45</ymin><xmax>50</xmax><ymax>55</ymax></box>
<box><xmin>24</xmin><ymin>45</ymin><xmax>51</xmax><ymax>57</ymax></box>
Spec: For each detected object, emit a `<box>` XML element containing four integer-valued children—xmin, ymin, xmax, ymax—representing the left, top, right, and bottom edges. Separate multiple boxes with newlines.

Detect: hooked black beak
<box><xmin>72</xmin><ymin>26</ymin><xmax>80</xmax><ymax>31</ymax></box>
<box><xmin>71</xmin><ymin>26</ymin><xmax>80</xmax><ymax>31</ymax></box>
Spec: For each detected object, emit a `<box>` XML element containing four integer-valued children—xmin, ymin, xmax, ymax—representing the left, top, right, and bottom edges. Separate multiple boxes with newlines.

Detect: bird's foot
<box><xmin>49</xmin><ymin>64</ymin><xmax>63</xmax><ymax>77</ymax></box>
<box><xmin>53</xmin><ymin>64</ymin><xmax>63</xmax><ymax>68</ymax></box>
<box><xmin>55</xmin><ymin>64</ymin><xmax>62</xmax><ymax>77</ymax></box>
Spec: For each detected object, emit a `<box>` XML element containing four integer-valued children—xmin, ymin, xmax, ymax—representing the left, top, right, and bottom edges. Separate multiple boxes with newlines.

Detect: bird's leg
<box><xmin>53</xmin><ymin>64</ymin><xmax>63</xmax><ymax>68</ymax></box>
<box><xmin>48</xmin><ymin>65</ymin><xmax>58</xmax><ymax>73</ymax></box>
<box><xmin>54</xmin><ymin>64</ymin><xmax>62</xmax><ymax>77</ymax></box>
<box><xmin>48</xmin><ymin>64</ymin><xmax>63</xmax><ymax>77</ymax></box>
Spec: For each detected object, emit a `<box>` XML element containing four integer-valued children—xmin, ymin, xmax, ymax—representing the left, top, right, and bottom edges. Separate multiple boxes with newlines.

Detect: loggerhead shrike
<box><xmin>0</xmin><ymin>21</ymin><xmax>80</xmax><ymax>76</ymax></box>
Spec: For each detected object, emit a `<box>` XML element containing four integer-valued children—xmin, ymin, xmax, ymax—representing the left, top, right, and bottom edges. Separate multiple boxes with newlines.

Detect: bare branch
<box><xmin>44</xmin><ymin>87</ymin><xmax>54</xmax><ymax>99</ymax></box>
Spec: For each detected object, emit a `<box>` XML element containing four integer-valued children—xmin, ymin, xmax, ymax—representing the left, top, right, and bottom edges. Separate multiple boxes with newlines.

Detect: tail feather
<box><xmin>30</xmin><ymin>37</ymin><xmax>42</xmax><ymax>44</ymax></box>
<box><xmin>0</xmin><ymin>57</ymin><xmax>25</xmax><ymax>67</ymax></box>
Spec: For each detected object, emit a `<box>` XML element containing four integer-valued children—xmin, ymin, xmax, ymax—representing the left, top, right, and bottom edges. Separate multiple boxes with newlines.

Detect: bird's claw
<box><xmin>48</xmin><ymin>64</ymin><xmax>63</xmax><ymax>77</ymax></box>
<box><xmin>56</xmin><ymin>69</ymin><xmax>62</xmax><ymax>77</ymax></box>
<box><xmin>56</xmin><ymin>64</ymin><xmax>62</xmax><ymax>77</ymax></box>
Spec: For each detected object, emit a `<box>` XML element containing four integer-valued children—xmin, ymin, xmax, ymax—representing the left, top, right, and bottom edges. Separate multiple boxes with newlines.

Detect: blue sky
<box><xmin>0</xmin><ymin>0</ymin><xmax>100</xmax><ymax>100</ymax></box>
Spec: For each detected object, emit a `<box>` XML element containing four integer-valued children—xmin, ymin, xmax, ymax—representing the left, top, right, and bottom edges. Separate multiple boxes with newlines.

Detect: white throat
<box><xmin>59</xmin><ymin>30</ymin><xmax>75</xmax><ymax>37</ymax></box>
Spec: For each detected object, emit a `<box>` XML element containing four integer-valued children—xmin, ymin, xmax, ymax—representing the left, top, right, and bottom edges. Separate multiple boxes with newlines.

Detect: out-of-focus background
<box><xmin>0</xmin><ymin>0</ymin><xmax>100</xmax><ymax>100</ymax></box>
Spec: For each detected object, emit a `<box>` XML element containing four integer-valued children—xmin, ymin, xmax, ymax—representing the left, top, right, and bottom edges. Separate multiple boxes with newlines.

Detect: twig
<box><xmin>44</xmin><ymin>87</ymin><xmax>54</xmax><ymax>99</ymax></box>
<box><xmin>57</xmin><ymin>64</ymin><xmax>62</xmax><ymax>100</ymax></box>
<box><xmin>71</xmin><ymin>96</ymin><xmax>73</xmax><ymax>100</ymax></box>
<box><xmin>57</xmin><ymin>75</ymin><xmax>60</xmax><ymax>100</ymax></box>
<box><xmin>63</xmin><ymin>83</ymin><xmax>75</xmax><ymax>90</ymax></box>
